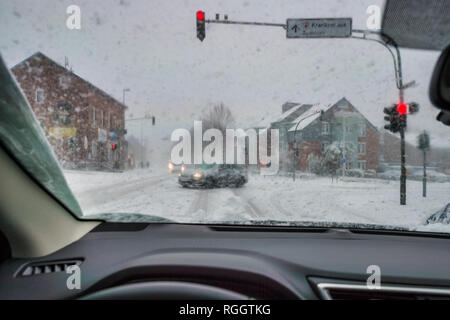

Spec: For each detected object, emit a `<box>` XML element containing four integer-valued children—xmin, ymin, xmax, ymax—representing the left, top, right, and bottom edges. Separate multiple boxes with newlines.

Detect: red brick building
<box><xmin>11</xmin><ymin>52</ymin><xmax>127</xmax><ymax>170</ymax></box>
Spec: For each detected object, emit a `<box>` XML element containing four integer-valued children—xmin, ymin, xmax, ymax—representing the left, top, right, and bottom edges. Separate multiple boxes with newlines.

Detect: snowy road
<box><xmin>64</xmin><ymin>169</ymin><xmax>450</xmax><ymax>232</ymax></box>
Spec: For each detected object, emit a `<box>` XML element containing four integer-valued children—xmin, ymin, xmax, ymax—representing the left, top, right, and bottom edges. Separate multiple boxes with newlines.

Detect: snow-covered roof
<box><xmin>249</xmin><ymin>103</ymin><xmax>303</xmax><ymax>129</ymax></box>
<box><xmin>12</xmin><ymin>52</ymin><xmax>128</xmax><ymax>109</ymax></box>
<box><xmin>273</xmin><ymin>104</ymin><xmax>303</xmax><ymax>123</ymax></box>
<box><xmin>288</xmin><ymin>104</ymin><xmax>330</xmax><ymax>132</ymax></box>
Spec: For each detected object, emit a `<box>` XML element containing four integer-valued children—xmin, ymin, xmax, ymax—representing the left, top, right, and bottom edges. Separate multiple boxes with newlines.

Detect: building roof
<box><xmin>329</xmin><ymin>97</ymin><xmax>378</xmax><ymax>131</ymax></box>
<box><xmin>273</xmin><ymin>103</ymin><xmax>313</xmax><ymax>124</ymax></box>
<box><xmin>262</xmin><ymin>97</ymin><xmax>378</xmax><ymax>134</ymax></box>
<box><xmin>11</xmin><ymin>52</ymin><xmax>128</xmax><ymax>109</ymax></box>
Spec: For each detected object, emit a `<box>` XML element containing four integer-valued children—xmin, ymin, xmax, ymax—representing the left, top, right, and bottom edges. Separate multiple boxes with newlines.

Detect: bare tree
<box><xmin>202</xmin><ymin>102</ymin><xmax>235</xmax><ymax>132</ymax></box>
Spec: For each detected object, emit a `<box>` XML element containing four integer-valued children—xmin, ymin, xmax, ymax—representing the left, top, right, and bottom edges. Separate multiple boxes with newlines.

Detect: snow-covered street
<box><xmin>64</xmin><ymin>169</ymin><xmax>450</xmax><ymax>231</ymax></box>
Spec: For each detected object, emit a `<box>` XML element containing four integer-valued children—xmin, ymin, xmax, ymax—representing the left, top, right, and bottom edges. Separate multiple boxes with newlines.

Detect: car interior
<box><xmin>1</xmin><ymin>0</ymin><xmax>450</xmax><ymax>301</ymax></box>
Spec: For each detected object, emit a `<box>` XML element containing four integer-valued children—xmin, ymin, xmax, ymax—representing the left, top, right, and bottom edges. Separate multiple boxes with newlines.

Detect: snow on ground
<box><xmin>63</xmin><ymin>169</ymin><xmax>450</xmax><ymax>232</ymax></box>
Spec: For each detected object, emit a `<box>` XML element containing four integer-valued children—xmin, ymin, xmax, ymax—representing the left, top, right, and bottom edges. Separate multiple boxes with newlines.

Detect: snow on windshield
<box><xmin>0</xmin><ymin>0</ymin><xmax>449</xmax><ymax>232</ymax></box>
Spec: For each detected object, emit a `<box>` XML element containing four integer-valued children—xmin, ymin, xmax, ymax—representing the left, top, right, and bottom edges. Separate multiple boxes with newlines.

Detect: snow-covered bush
<box><xmin>346</xmin><ymin>169</ymin><xmax>364</xmax><ymax>177</ymax></box>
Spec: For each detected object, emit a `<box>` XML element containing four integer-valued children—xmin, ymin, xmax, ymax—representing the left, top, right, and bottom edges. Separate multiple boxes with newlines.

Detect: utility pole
<box><xmin>123</xmin><ymin>88</ymin><xmax>130</xmax><ymax>105</ymax></box>
<box><xmin>417</xmin><ymin>130</ymin><xmax>430</xmax><ymax>198</ymax></box>
<box><xmin>423</xmin><ymin>147</ymin><xmax>427</xmax><ymax>197</ymax></box>
<box><xmin>342</xmin><ymin>116</ymin><xmax>346</xmax><ymax>178</ymax></box>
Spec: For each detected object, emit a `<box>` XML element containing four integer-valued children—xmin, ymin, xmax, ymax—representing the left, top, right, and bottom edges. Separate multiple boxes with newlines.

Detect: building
<box><xmin>11</xmin><ymin>52</ymin><xmax>127</xmax><ymax>170</ymax></box>
<box><xmin>263</xmin><ymin>97</ymin><xmax>380</xmax><ymax>173</ymax></box>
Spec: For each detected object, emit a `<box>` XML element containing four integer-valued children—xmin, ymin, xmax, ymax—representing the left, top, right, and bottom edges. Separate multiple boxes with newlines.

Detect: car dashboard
<box><xmin>1</xmin><ymin>223</ymin><xmax>450</xmax><ymax>300</ymax></box>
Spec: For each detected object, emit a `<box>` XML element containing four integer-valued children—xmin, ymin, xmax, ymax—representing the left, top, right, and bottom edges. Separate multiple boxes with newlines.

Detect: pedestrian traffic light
<box><xmin>196</xmin><ymin>10</ymin><xmax>205</xmax><ymax>41</ymax></box>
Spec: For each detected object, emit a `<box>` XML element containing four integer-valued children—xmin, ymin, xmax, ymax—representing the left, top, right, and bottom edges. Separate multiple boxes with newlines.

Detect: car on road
<box><xmin>178</xmin><ymin>163</ymin><xmax>248</xmax><ymax>188</ymax></box>
<box><xmin>178</xmin><ymin>163</ymin><xmax>219</xmax><ymax>188</ymax></box>
<box><xmin>168</xmin><ymin>160</ymin><xmax>185</xmax><ymax>174</ymax></box>
<box><xmin>216</xmin><ymin>164</ymin><xmax>248</xmax><ymax>188</ymax></box>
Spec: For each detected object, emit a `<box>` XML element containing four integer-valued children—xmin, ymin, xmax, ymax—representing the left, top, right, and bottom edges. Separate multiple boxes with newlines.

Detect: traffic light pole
<box><xmin>397</xmin><ymin>50</ymin><xmax>407</xmax><ymax>206</ymax></box>
<box><xmin>400</xmin><ymin>126</ymin><xmax>406</xmax><ymax>205</ymax></box>
<box><xmin>353</xmin><ymin>30</ymin><xmax>408</xmax><ymax>205</ymax></box>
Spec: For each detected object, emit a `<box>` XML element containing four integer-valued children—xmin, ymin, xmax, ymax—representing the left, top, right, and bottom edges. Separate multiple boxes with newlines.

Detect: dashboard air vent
<box><xmin>315</xmin><ymin>281</ymin><xmax>450</xmax><ymax>300</ymax></box>
<box><xmin>17</xmin><ymin>260</ymin><xmax>82</xmax><ymax>277</ymax></box>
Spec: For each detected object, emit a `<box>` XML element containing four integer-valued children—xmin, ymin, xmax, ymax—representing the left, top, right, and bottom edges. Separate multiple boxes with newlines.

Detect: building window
<box><xmin>92</xmin><ymin>107</ymin><xmax>96</xmax><ymax>126</ymax></box>
<box><xmin>358</xmin><ymin>142</ymin><xmax>366</xmax><ymax>155</ymax></box>
<box><xmin>322</xmin><ymin>122</ymin><xmax>330</xmax><ymax>134</ymax></box>
<box><xmin>358</xmin><ymin>160</ymin><xmax>367</xmax><ymax>170</ymax></box>
<box><xmin>321</xmin><ymin>142</ymin><xmax>329</xmax><ymax>152</ymax></box>
<box><xmin>35</xmin><ymin>89</ymin><xmax>44</xmax><ymax>103</ymax></box>
<box><xmin>345</xmin><ymin>125</ymin><xmax>352</xmax><ymax>133</ymax></box>
<box><xmin>59</xmin><ymin>76</ymin><xmax>70</xmax><ymax>88</ymax></box>
<box><xmin>108</xmin><ymin>112</ymin><xmax>111</xmax><ymax>128</ymax></box>
<box><xmin>100</xmin><ymin>110</ymin><xmax>104</xmax><ymax>128</ymax></box>
<box><xmin>91</xmin><ymin>140</ymin><xmax>97</xmax><ymax>159</ymax></box>
<box><xmin>359</xmin><ymin>124</ymin><xmax>366</xmax><ymax>137</ymax></box>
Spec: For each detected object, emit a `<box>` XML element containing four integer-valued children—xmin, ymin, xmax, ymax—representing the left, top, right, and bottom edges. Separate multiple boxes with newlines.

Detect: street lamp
<box><xmin>122</xmin><ymin>88</ymin><xmax>130</xmax><ymax>105</ymax></box>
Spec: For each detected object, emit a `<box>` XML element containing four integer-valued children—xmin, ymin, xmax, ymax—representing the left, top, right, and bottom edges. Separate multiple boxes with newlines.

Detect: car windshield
<box><xmin>1</xmin><ymin>0</ymin><xmax>449</xmax><ymax>233</ymax></box>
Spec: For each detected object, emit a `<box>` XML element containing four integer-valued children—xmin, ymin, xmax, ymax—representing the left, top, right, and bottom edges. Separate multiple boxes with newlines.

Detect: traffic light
<box><xmin>396</xmin><ymin>102</ymin><xmax>408</xmax><ymax>130</ymax></box>
<box><xmin>196</xmin><ymin>10</ymin><xmax>205</xmax><ymax>41</ymax></box>
<box><xmin>408</xmin><ymin>102</ymin><xmax>420</xmax><ymax>114</ymax></box>
<box><xmin>396</xmin><ymin>102</ymin><xmax>408</xmax><ymax>115</ymax></box>
<box><xmin>111</xmin><ymin>143</ymin><xmax>117</xmax><ymax>150</ymax></box>
<box><xmin>383</xmin><ymin>105</ymin><xmax>400</xmax><ymax>133</ymax></box>
<box><xmin>152</xmin><ymin>116</ymin><xmax>155</xmax><ymax>126</ymax></box>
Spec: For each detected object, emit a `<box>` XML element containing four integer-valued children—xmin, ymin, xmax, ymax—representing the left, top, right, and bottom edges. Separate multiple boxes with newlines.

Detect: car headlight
<box><xmin>193</xmin><ymin>172</ymin><xmax>202</xmax><ymax>180</ymax></box>
<box><xmin>181</xmin><ymin>165</ymin><xmax>185</xmax><ymax>173</ymax></box>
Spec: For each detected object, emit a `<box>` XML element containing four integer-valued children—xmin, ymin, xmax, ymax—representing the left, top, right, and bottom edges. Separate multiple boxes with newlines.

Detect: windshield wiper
<box><xmin>205</xmin><ymin>219</ymin><xmax>409</xmax><ymax>232</ymax></box>
<box><xmin>82</xmin><ymin>213</ymin><xmax>174</xmax><ymax>223</ymax></box>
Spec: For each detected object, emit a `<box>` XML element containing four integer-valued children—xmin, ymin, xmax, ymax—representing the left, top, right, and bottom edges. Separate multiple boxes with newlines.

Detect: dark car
<box><xmin>216</xmin><ymin>164</ymin><xmax>248</xmax><ymax>188</ymax></box>
<box><xmin>178</xmin><ymin>163</ymin><xmax>219</xmax><ymax>188</ymax></box>
<box><xmin>178</xmin><ymin>163</ymin><xmax>248</xmax><ymax>188</ymax></box>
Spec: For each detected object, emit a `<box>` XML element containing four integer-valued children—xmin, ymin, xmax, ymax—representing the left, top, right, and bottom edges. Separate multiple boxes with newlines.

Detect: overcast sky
<box><xmin>0</xmin><ymin>0</ymin><xmax>448</xmax><ymax>148</ymax></box>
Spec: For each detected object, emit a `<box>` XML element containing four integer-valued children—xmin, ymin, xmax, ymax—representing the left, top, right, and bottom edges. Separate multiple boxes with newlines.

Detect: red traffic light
<box><xmin>111</xmin><ymin>143</ymin><xmax>117</xmax><ymax>150</ymax></box>
<box><xmin>197</xmin><ymin>10</ymin><xmax>205</xmax><ymax>21</ymax></box>
<box><xmin>397</xmin><ymin>102</ymin><xmax>407</xmax><ymax>115</ymax></box>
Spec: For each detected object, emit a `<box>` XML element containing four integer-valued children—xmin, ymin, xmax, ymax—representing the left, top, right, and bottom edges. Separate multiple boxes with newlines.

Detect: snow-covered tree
<box><xmin>320</xmin><ymin>141</ymin><xmax>355</xmax><ymax>177</ymax></box>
